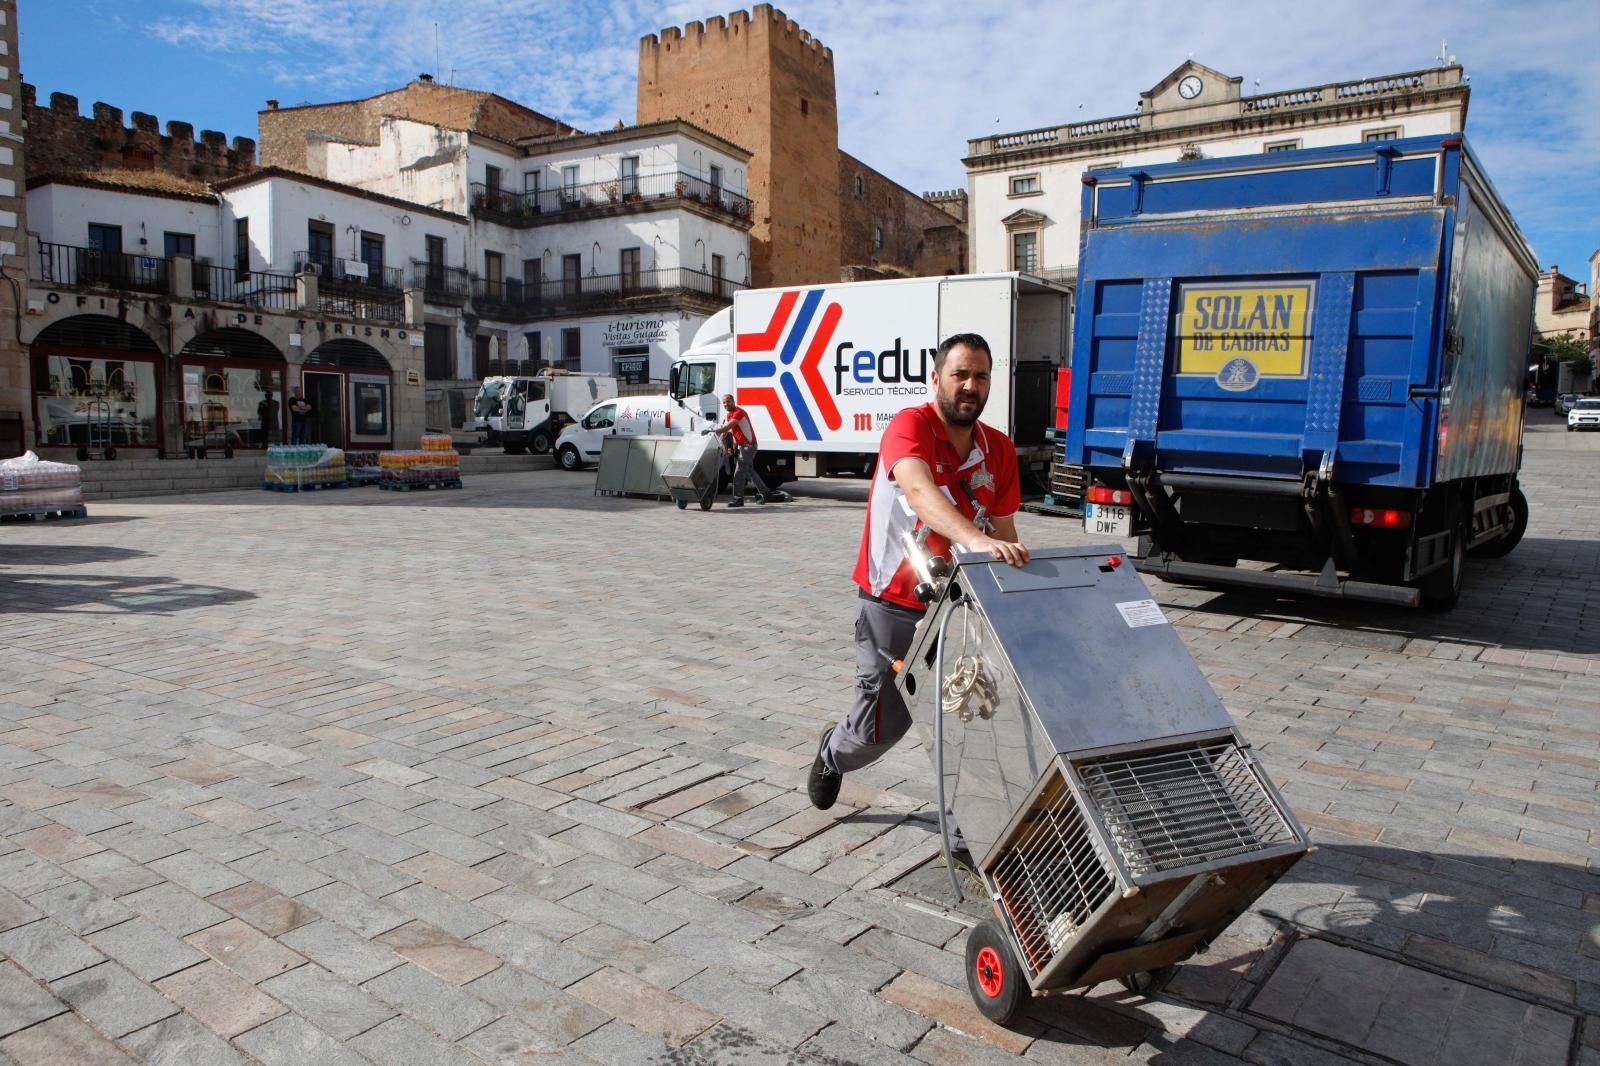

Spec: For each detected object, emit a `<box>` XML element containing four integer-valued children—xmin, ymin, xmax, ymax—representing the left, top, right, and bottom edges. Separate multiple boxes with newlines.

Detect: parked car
<box><xmin>1555</xmin><ymin>393</ymin><xmax>1579</xmax><ymax>416</ymax></box>
<box><xmin>1569</xmin><ymin>397</ymin><xmax>1600</xmax><ymax>431</ymax></box>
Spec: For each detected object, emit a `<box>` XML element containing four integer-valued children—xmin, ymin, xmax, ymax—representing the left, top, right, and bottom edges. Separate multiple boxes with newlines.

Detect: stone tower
<box><xmin>0</xmin><ymin>0</ymin><xmax>29</xmax><ymax>456</ymax></box>
<box><xmin>638</xmin><ymin>6</ymin><xmax>840</xmax><ymax>288</ymax></box>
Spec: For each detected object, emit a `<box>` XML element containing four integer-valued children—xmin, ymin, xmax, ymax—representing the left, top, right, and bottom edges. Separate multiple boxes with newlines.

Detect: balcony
<box><xmin>409</xmin><ymin>260</ymin><xmax>471</xmax><ymax>304</ymax></box>
<box><xmin>194</xmin><ymin>263</ymin><xmax>297</xmax><ymax>311</ymax></box>
<box><xmin>470</xmin><ymin>267</ymin><xmax>745</xmax><ymax>322</ymax></box>
<box><xmin>469</xmin><ymin>171</ymin><xmax>753</xmax><ymax>228</ymax></box>
<box><xmin>293</xmin><ymin>251</ymin><xmax>404</xmax><ymax>292</ymax></box>
<box><xmin>37</xmin><ymin>242</ymin><xmax>171</xmax><ymax>295</ymax></box>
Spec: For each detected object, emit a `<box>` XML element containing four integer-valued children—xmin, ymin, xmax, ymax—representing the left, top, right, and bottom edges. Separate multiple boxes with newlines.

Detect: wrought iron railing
<box><xmin>408</xmin><ymin>260</ymin><xmax>470</xmax><ymax>302</ymax></box>
<box><xmin>37</xmin><ymin>243</ymin><xmax>170</xmax><ymax>294</ymax></box>
<box><xmin>315</xmin><ymin>287</ymin><xmax>405</xmax><ymax>324</ymax></box>
<box><xmin>199</xmin><ymin>263</ymin><xmax>297</xmax><ymax>310</ymax></box>
<box><xmin>469</xmin><ymin>171</ymin><xmax>752</xmax><ymax>225</ymax></box>
<box><xmin>469</xmin><ymin>266</ymin><xmax>743</xmax><ymax>320</ymax></box>
<box><xmin>294</xmin><ymin>251</ymin><xmax>403</xmax><ymax>291</ymax></box>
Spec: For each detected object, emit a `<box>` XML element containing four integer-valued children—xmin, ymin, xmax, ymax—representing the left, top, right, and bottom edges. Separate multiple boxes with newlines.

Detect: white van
<box><xmin>554</xmin><ymin>395</ymin><xmax>699</xmax><ymax>470</ymax></box>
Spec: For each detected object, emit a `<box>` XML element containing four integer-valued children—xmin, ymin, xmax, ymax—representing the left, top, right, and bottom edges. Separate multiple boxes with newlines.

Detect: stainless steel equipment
<box><xmin>661</xmin><ymin>432</ymin><xmax>723</xmax><ymax>511</ymax></box>
<box><xmin>894</xmin><ymin>544</ymin><xmax>1309</xmax><ymax>1025</ymax></box>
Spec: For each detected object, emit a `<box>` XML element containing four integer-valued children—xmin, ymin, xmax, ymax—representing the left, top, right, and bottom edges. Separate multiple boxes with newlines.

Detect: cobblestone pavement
<box><xmin>0</xmin><ymin>418</ymin><xmax>1594</xmax><ymax>1066</ymax></box>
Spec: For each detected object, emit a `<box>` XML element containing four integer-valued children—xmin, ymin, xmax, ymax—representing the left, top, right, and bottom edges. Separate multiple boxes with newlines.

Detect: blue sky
<box><xmin>19</xmin><ymin>0</ymin><xmax>1599</xmax><ymax>279</ymax></box>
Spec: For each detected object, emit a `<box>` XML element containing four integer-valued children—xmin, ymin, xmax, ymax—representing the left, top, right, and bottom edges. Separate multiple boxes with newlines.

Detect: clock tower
<box><xmin>1140</xmin><ymin>60</ymin><xmax>1242</xmax><ymax>122</ymax></box>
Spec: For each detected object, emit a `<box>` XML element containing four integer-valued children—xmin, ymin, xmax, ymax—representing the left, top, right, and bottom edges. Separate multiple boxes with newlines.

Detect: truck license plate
<box><xmin>1085</xmin><ymin>502</ymin><xmax>1133</xmax><ymax>537</ymax></box>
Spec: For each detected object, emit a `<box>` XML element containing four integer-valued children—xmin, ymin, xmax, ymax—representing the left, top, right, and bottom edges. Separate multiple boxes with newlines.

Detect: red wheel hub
<box><xmin>974</xmin><ymin>945</ymin><xmax>1004</xmax><ymax>998</ymax></box>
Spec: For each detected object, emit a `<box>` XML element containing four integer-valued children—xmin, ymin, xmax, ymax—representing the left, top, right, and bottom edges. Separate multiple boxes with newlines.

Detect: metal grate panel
<box><xmin>988</xmin><ymin>767</ymin><xmax>1118</xmax><ymax>976</ymax></box>
<box><xmin>1077</xmin><ymin>743</ymin><xmax>1297</xmax><ymax>878</ymax></box>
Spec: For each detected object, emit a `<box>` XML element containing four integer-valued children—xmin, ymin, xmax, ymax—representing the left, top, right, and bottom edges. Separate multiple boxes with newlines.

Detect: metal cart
<box><xmin>894</xmin><ymin>544</ymin><xmax>1310</xmax><ymax>1025</ymax></box>
<box><xmin>661</xmin><ymin>432</ymin><xmax>723</xmax><ymax>511</ymax></box>
<box><xmin>76</xmin><ymin>400</ymin><xmax>115</xmax><ymax>461</ymax></box>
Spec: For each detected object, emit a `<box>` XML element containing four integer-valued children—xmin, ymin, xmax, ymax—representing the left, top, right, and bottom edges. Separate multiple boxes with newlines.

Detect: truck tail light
<box><xmin>1351</xmin><ymin>507</ymin><xmax>1411</xmax><ymax>529</ymax></box>
<box><xmin>1087</xmin><ymin>486</ymin><xmax>1133</xmax><ymax>506</ymax></box>
<box><xmin>665</xmin><ymin>411</ymin><xmax>671</xmax><ymax>430</ymax></box>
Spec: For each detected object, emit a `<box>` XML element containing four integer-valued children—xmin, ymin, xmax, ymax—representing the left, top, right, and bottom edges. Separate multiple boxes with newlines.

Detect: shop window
<box><xmin>36</xmin><ymin>354</ymin><xmax>158</xmax><ymax>447</ymax></box>
<box><xmin>614</xmin><ymin>346</ymin><xmax>649</xmax><ymax>386</ymax></box>
<box><xmin>561</xmin><ymin>327</ymin><xmax>581</xmax><ymax>370</ymax></box>
<box><xmin>353</xmin><ymin>379</ymin><xmax>389</xmax><ymax>438</ymax></box>
<box><xmin>181</xmin><ymin>364</ymin><xmax>282</xmax><ymax>449</ymax></box>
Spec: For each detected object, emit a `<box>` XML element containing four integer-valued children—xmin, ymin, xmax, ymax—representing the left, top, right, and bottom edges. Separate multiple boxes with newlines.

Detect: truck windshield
<box><xmin>670</xmin><ymin>362</ymin><xmax>715</xmax><ymax>400</ymax></box>
<box><xmin>473</xmin><ymin>382</ymin><xmax>505</xmax><ymax>419</ymax></box>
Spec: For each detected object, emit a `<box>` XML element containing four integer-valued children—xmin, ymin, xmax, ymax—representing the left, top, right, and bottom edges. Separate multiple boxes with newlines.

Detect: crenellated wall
<box><xmin>21</xmin><ymin>84</ymin><xmax>256</xmax><ymax>183</ymax></box>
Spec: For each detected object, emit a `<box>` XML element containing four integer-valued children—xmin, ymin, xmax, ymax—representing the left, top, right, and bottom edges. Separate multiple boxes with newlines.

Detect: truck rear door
<box><xmin>1069</xmin><ymin>143</ymin><xmax>1454</xmax><ymax>490</ymax></box>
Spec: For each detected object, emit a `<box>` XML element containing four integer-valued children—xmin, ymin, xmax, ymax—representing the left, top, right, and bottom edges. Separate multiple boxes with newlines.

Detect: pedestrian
<box><xmin>807</xmin><ymin>333</ymin><xmax>1029</xmax><ymax>859</ymax></box>
<box><xmin>705</xmin><ymin>392</ymin><xmax>782</xmax><ymax>507</ymax></box>
<box><xmin>288</xmin><ymin>386</ymin><xmax>315</xmax><ymax>445</ymax></box>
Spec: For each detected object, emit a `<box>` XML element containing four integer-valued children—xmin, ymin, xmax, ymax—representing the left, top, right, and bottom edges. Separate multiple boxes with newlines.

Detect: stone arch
<box><xmin>179</xmin><ymin>327</ymin><xmax>286</xmax><ymax>364</ymax></box>
<box><xmin>31</xmin><ymin>315</ymin><xmax>164</xmax><ymax>450</ymax></box>
<box><xmin>177</xmin><ymin>328</ymin><xmax>290</xmax><ymax>451</ymax></box>
<box><xmin>304</xmin><ymin>338</ymin><xmax>391</xmax><ymax>371</ymax></box>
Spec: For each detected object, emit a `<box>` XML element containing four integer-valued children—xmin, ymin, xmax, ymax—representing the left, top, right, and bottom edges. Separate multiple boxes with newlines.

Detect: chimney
<box><xmin>266</xmin><ymin>99</ymin><xmax>279</xmax><ymax>110</ymax></box>
<box><xmin>419</xmin><ymin>74</ymin><xmax>434</xmax><ymax>83</ymax></box>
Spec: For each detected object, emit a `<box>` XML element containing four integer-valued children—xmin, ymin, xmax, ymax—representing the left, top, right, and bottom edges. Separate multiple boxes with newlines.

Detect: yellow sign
<box><xmin>1176</xmin><ymin>284</ymin><xmax>1313</xmax><ymax>377</ymax></box>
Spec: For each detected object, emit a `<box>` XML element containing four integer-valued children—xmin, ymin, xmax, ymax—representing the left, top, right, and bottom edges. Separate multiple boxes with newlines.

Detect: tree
<box><xmin>1545</xmin><ymin>332</ymin><xmax>1593</xmax><ymax>379</ymax></box>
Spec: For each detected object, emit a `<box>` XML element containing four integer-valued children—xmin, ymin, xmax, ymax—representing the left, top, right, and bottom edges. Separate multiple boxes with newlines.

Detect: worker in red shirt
<box><xmin>808</xmin><ymin>333</ymin><xmax>1029</xmax><ymax>853</ymax></box>
<box><xmin>706</xmin><ymin>392</ymin><xmax>782</xmax><ymax>507</ymax></box>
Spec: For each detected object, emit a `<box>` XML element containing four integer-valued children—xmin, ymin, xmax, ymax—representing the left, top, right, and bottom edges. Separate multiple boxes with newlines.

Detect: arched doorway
<box><xmin>177</xmin><ymin>329</ymin><xmax>289</xmax><ymax>455</ymax></box>
<box><xmin>31</xmin><ymin>315</ymin><xmax>162</xmax><ymax>452</ymax></box>
<box><xmin>300</xmin><ymin>339</ymin><xmax>393</xmax><ymax>449</ymax></box>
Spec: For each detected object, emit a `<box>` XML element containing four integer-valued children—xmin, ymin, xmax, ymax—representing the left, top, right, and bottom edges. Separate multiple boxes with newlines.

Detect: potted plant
<box><xmin>602</xmin><ymin>182</ymin><xmax>619</xmax><ymax>203</ymax></box>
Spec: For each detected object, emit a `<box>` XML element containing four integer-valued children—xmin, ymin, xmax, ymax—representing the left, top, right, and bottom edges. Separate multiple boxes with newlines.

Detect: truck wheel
<box><xmin>965</xmin><ymin>919</ymin><xmax>1027</xmax><ymax>1027</ymax></box>
<box><xmin>530</xmin><ymin>431</ymin><xmax>552</xmax><ymax>455</ymax></box>
<box><xmin>557</xmin><ymin>445</ymin><xmax>582</xmax><ymax>471</ymax></box>
<box><xmin>1421</xmin><ymin>522</ymin><xmax>1468</xmax><ymax>610</ymax></box>
<box><xmin>1471</xmin><ymin>486</ymin><xmax>1528</xmax><ymax>559</ymax></box>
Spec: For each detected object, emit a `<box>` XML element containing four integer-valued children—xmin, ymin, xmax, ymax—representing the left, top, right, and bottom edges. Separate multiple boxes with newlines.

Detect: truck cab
<box><xmin>472</xmin><ymin>373</ymin><xmax>618</xmax><ymax>454</ymax></box>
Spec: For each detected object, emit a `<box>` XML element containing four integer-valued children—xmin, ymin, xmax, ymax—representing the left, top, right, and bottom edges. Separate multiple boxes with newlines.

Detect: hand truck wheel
<box><xmin>965</xmin><ymin>918</ymin><xmax>1027</xmax><ymax>1027</ymax></box>
<box><xmin>1118</xmin><ymin>965</ymin><xmax>1179</xmax><ymax>996</ymax></box>
<box><xmin>76</xmin><ymin>446</ymin><xmax>90</xmax><ymax>462</ymax></box>
<box><xmin>676</xmin><ymin>499</ymin><xmax>688</xmax><ymax>510</ymax></box>
<box><xmin>103</xmin><ymin>446</ymin><xmax>117</xmax><ymax>461</ymax></box>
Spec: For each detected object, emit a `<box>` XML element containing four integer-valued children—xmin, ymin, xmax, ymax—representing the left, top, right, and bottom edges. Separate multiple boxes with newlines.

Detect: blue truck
<box><xmin>1065</xmin><ymin>135</ymin><xmax>1538</xmax><ymax>608</ymax></box>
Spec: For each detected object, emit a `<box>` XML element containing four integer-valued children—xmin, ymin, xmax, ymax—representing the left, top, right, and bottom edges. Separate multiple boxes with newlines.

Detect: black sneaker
<box><xmin>728</xmin><ymin>498</ymin><xmax>745</xmax><ymax>508</ymax></box>
<box><xmin>808</xmin><ymin>728</ymin><xmax>842</xmax><ymax>810</ymax></box>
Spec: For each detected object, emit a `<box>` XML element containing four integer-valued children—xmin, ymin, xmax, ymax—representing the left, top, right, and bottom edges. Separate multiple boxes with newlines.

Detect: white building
<box><xmin>267</xmin><ymin>85</ymin><xmax>753</xmax><ymax>387</ymax></box>
<box><xmin>964</xmin><ymin>61</ymin><xmax>1469</xmax><ymax>284</ymax></box>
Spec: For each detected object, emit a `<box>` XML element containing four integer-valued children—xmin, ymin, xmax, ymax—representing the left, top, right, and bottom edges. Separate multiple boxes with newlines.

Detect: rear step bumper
<box><xmin>1135</xmin><ymin>557</ymin><xmax>1421</xmax><ymax>608</ymax></box>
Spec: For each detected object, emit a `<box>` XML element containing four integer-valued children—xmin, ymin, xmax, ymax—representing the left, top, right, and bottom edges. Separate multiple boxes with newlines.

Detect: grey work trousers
<box><xmin>731</xmin><ymin>443</ymin><xmax>771</xmax><ymax>500</ymax></box>
<box><xmin>823</xmin><ymin>593</ymin><xmax>965</xmax><ymax>850</ymax></box>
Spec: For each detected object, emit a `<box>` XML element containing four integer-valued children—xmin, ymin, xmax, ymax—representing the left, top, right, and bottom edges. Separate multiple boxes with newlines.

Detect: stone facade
<box><xmin>1535</xmin><ymin>264</ymin><xmax>1594</xmax><ymax>393</ymax></box>
<box><xmin>0</xmin><ymin>1</ymin><xmax>27</xmax><ymax>457</ymax></box>
<box><xmin>838</xmin><ymin>153</ymin><xmax>966</xmax><ymax>276</ymax></box>
<box><xmin>258</xmin><ymin>79</ymin><xmax>572</xmax><ymax>176</ymax></box>
<box><xmin>639</xmin><ymin>7</ymin><xmax>840</xmax><ymax>288</ymax></box>
<box><xmin>20</xmin><ymin>84</ymin><xmax>256</xmax><ymax>185</ymax></box>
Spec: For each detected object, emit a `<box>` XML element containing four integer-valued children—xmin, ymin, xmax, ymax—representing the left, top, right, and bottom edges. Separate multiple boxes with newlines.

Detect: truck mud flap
<box><xmin>1135</xmin><ymin>557</ymin><xmax>1421</xmax><ymax>607</ymax></box>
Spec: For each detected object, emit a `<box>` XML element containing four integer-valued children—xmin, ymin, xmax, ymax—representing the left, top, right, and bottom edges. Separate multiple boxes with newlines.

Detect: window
<box><xmin>671</xmin><ymin>361</ymin><xmax>716</xmax><ymax>399</ymax></box>
<box><xmin>37</xmin><ymin>354</ymin><xmax>158</xmax><ymax>448</ymax></box>
<box><xmin>583</xmin><ymin>402</ymin><xmax>615</xmax><ymax>429</ymax></box>
<box><xmin>620</xmin><ymin>156</ymin><xmax>639</xmax><ymax>197</ymax></box>
<box><xmin>614</xmin><ymin>347</ymin><xmax>650</xmax><ymax>386</ymax></box>
<box><xmin>522</xmin><ymin>259</ymin><xmax>542</xmax><ymax>304</ymax></box>
<box><xmin>1263</xmin><ymin>139</ymin><xmax>1300</xmax><ymax>153</ymax></box>
<box><xmin>359</xmin><ymin>232</ymin><xmax>384</xmax><ymax>283</ymax></box>
<box><xmin>524</xmin><ymin>331</ymin><xmax>542</xmax><ymax>369</ymax></box>
<box><xmin>426</xmin><ymin>235</ymin><xmax>446</xmax><ymax>269</ymax></box>
<box><xmin>800</xmin><ymin>97</ymin><xmax>809</xmax><ymax>115</ymax></box>
<box><xmin>307</xmin><ymin>220</ymin><xmax>334</xmax><ymax>272</ymax></box>
<box><xmin>485</xmin><ymin>164</ymin><xmax>502</xmax><ymax>193</ymax></box>
<box><xmin>473</xmin><ymin>334</ymin><xmax>491</xmax><ymax>379</ymax></box>
<box><xmin>561</xmin><ymin>165</ymin><xmax>580</xmax><ymax>205</ymax></box>
<box><xmin>562</xmin><ymin>253</ymin><xmax>581</xmax><ymax>300</ymax></box>
<box><xmin>523</xmin><ymin>170</ymin><xmax>540</xmax><ymax>194</ymax></box>
<box><xmin>1012</xmin><ymin>231</ymin><xmax>1039</xmax><ymax>273</ymax></box>
<box><xmin>854</xmin><ymin>174</ymin><xmax>864</xmax><ymax>197</ymax></box>
<box><xmin>87</xmin><ymin>223</ymin><xmax>122</xmax><ymax>254</ymax></box>
<box><xmin>872</xmin><ymin>226</ymin><xmax>883</xmax><ymax>252</ymax></box>
<box><xmin>423</xmin><ymin>322</ymin><xmax>453</xmax><ymax>381</ymax></box>
<box><xmin>620</xmin><ymin>247</ymin><xmax>641</xmax><ymax>292</ymax></box>
<box><xmin>163</xmin><ymin>232</ymin><xmax>195</xmax><ymax>258</ymax></box>
<box><xmin>711</xmin><ymin>253</ymin><xmax>725</xmax><ymax>297</ymax></box>
<box><xmin>234</xmin><ymin>218</ymin><xmax>249</xmax><ymax>277</ymax></box>
<box><xmin>561</xmin><ymin>327</ymin><xmax>581</xmax><ymax>370</ymax></box>
<box><xmin>709</xmin><ymin>164</ymin><xmax>723</xmax><ymax>192</ymax></box>
<box><xmin>1009</xmin><ymin>174</ymin><xmax>1041</xmax><ymax>196</ymax></box>
<box><xmin>353</xmin><ymin>380</ymin><xmax>389</xmax><ymax>437</ymax></box>
<box><xmin>483</xmin><ymin>251</ymin><xmax>503</xmax><ymax>300</ymax></box>
<box><xmin>1363</xmin><ymin>128</ymin><xmax>1401</xmax><ymax>142</ymax></box>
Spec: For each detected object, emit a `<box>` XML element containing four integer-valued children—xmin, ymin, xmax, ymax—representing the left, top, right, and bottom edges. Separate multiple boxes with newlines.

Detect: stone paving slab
<box><xmin>0</xmin><ymin>422</ymin><xmax>1595</xmax><ymax>1064</ymax></box>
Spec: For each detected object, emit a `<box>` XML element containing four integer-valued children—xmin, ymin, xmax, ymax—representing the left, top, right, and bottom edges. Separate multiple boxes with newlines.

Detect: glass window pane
<box><xmin>180</xmin><ymin>365</ymin><xmax>282</xmax><ymax>448</ymax></box>
<box><xmin>37</xmin><ymin>356</ymin><xmax>158</xmax><ymax>447</ymax></box>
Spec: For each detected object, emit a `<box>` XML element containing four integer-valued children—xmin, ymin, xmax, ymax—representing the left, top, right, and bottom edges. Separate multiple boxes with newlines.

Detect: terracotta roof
<box><xmin>27</xmin><ymin>169</ymin><xmax>216</xmax><ymax>202</ymax></box>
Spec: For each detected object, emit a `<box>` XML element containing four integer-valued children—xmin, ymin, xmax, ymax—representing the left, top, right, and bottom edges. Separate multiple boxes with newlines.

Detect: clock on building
<box><xmin>1178</xmin><ymin>75</ymin><xmax>1203</xmax><ymax>100</ymax></box>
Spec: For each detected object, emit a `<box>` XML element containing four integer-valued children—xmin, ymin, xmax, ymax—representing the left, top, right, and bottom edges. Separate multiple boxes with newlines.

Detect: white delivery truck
<box><xmin>673</xmin><ymin>272</ymin><xmax>1069</xmax><ymax>486</ymax></box>
<box><xmin>471</xmin><ymin>373</ymin><xmax>617</xmax><ymax>454</ymax></box>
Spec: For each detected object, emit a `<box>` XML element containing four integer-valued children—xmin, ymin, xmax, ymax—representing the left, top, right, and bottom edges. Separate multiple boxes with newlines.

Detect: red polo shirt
<box><xmin>722</xmin><ymin>406</ymin><xmax>756</xmax><ymax>447</ymax></box>
<box><xmin>852</xmin><ymin>403</ymin><xmax>1021</xmax><ymax>610</ymax></box>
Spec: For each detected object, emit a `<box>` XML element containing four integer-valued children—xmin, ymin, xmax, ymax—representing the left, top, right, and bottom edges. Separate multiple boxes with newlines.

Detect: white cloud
<box><xmin>140</xmin><ymin>0</ymin><xmax>1599</xmax><ymax>268</ymax></box>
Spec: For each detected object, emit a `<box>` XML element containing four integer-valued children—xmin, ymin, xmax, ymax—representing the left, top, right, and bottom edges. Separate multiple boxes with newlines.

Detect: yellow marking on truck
<box><xmin>1176</xmin><ymin>284</ymin><xmax>1314</xmax><ymax>376</ymax></box>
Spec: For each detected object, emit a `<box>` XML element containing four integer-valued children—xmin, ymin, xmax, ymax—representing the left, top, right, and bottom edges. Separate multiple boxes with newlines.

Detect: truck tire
<box><xmin>530</xmin><ymin>430</ymin><xmax>552</xmax><ymax>455</ymax></box>
<box><xmin>1420</xmin><ymin>522</ymin><xmax>1468</xmax><ymax>610</ymax></box>
<box><xmin>1470</xmin><ymin>486</ymin><xmax>1528</xmax><ymax>559</ymax></box>
<box><xmin>557</xmin><ymin>445</ymin><xmax>582</xmax><ymax>471</ymax></box>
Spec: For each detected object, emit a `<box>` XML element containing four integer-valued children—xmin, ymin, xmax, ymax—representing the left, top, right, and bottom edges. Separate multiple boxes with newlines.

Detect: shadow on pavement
<box><xmin>0</xmin><ymin>544</ymin><xmax>154</xmax><ymax>566</ymax></box>
<box><xmin>0</xmin><ymin>572</ymin><xmax>255</xmax><ymax>614</ymax></box>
